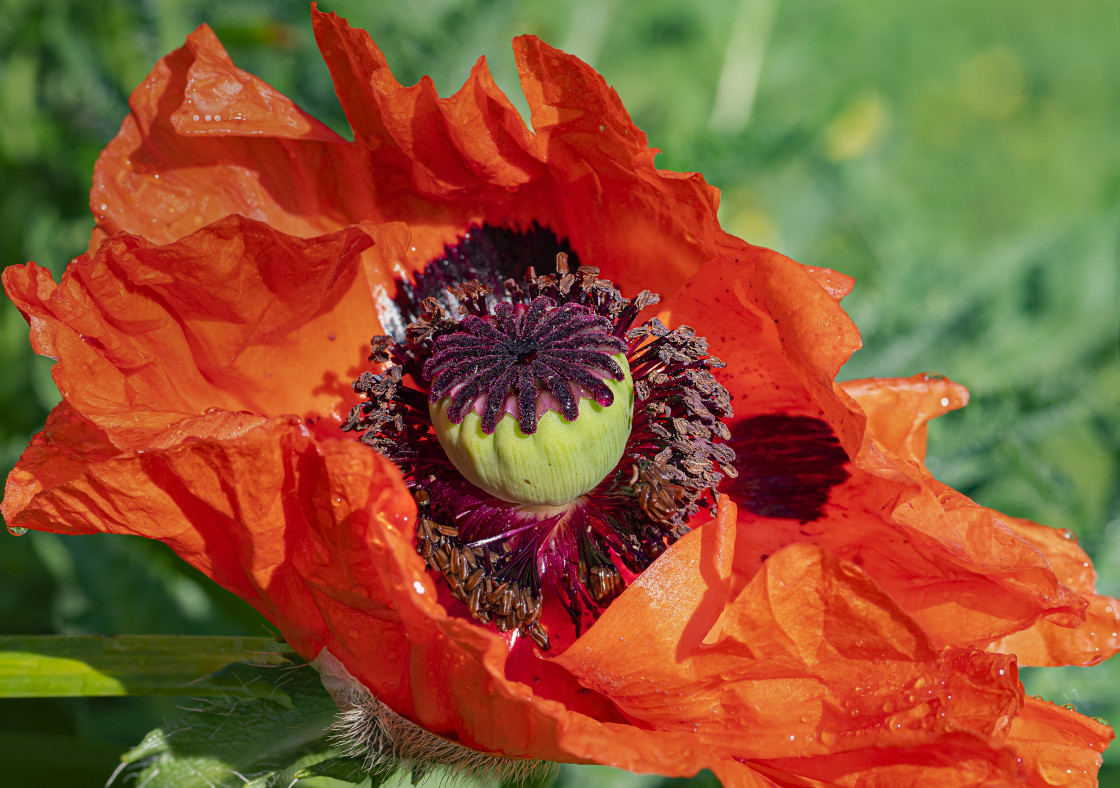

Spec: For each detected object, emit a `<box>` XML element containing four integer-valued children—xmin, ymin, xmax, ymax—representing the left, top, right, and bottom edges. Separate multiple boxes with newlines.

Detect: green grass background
<box><xmin>1</xmin><ymin>0</ymin><xmax>1117</xmax><ymax>785</ymax></box>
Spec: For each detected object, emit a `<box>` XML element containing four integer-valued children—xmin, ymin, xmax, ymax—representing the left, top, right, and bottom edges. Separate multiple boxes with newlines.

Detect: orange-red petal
<box><xmin>90</xmin><ymin>23</ymin><xmax>367</xmax><ymax>248</ymax></box>
<box><xmin>557</xmin><ymin>526</ymin><xmax>1023</xmax><ymax>763</ymax></box>
<box><xmin>989</xmin><ymin>515</ymin><xmax>1120</xmax><ymax>667</ymax></box>
<box><xmin>1006</xmin><ymin>696</ymin><xmax>1113</xmax><ymax>787</ymax></box>
<box><xmin>844</xmin><ymin>374</ymin><xmax>1120</xmax><ymax>666</ymax></box>
<box><xmin>666</xmin><ymin>253</ymin><xmax>1097</xmax><ymax>651</ymax></box>
<box><xmin>3</xmin><ymin>217</ymin><xmax>413</xmax><ymax>449</ymax></box>
<box><xmin>92</xmin><ymin>9</ymin><xmax>724</xmax><ymax>303</ymax></box>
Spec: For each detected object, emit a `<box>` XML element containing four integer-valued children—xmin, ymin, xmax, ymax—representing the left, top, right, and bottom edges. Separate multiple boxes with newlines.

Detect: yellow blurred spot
<box><xmin>824</xmin><ymin>92</ymin><xmax>890</xmax><ymax>161</ymax></box>
<box><xmin>721</xmin><ymin>189</ymin><xmax>782</xmax><ymax>249</ymax></box>
<box><xmin>958</xmin><ymin>47</ymin><xmax>1024</xmax><ymax>118</ymax></box>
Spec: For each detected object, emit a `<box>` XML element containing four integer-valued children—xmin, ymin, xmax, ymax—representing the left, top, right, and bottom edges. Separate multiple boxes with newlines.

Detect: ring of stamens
<box><xmin>344</xmin><ymin>246</ymin><xmax>736</xmax><ymax>650</ymax></box>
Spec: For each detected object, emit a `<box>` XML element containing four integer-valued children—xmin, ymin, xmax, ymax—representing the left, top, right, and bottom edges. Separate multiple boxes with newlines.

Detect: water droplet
<box><xmin>940</xmin><ymin>397</ymin><xmax>950</xmax><ymax>407</ymax></box>
<box><xmin>1061</xmin><ymin>528</ymin><xmax>1078</xmax><ymax>543</ymax></box>
<box><xmin>193</xmin><ymin>114</ymin><xmax>200</xmax><ymax>121</ymax></box>
<box><xmin>204</xmin><ymin>114</ymin><xmax>212</xmax><ymax>121</ymax></box>
<box><xmin>7</xmin><ymin>526</ymin><xmax>28</xmax><ymax>536</ymax></box>
<box><xmin>214</xmin><ymin>114</ymin><xmax>222</xmax><ymax>121</ymax></box>
<box><xmin>412</xmin><ymin>580</ymin><xmax>425</xmax><ymax>594</ymax></box>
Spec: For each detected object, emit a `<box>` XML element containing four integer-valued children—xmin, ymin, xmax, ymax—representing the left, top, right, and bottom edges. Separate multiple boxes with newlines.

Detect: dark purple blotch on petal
<box><xmin>727</xmin><ymin>415</ymin><xmax>850</xmax><ymax>522</ymax></box>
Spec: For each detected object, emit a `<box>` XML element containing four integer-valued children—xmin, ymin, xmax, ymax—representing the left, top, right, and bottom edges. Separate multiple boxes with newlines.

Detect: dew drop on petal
<box><xmin>413</xmin><ymin>580</ymin><xmax>425</xmax><ymax>594</ymax></box>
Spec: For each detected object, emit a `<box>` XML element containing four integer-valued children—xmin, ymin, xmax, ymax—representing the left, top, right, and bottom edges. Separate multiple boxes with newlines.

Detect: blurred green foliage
<box><xmin>1</xmin><ymin>0</ymin><xmax>1117</xmax><ymax>785</ymax></box>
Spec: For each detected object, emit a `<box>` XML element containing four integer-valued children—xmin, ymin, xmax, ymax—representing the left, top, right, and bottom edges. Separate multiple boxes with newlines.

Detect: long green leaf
<box><xmin>0</xmin><ymin>635</ymin><xmax>292</xmax><ymax>697</ymax></box>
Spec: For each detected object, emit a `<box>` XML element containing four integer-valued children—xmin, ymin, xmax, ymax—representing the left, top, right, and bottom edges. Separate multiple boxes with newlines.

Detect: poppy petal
<box><xmin>1006</xmin><ymin>696</ymin><xmax>1113</xmax><ymax>787</ymax></box>
<box><xmin>311</xmin><ymin>9</ymin><xmax>544</xmax><ymax>196</ymax></box>
<box><xmin>841</xmin><ymin>373</ymin><xmax>969</xmax><ymax>467</ymax></box>
<box><xmin>168</xmin><ymin>27</ymin><xmax>341</xmax><ymax>142</ymax></box>
<box><xmin>3</xmin><ymin>217</ymin><xmax>410</xmax><ymax>449</ymax></box>
<box><xmin>2</xmin><ymin>401</ymin><xmax>118</xmax><ymax>528</ymax></box>
<box><xmin>989</xmin><ymin>516</ymin><xmax>1120</xmax><ymax>667</ymax></box>
<box><xmin>513</xmin><ymin>35</ymin><xmax>725</xmax><ymax>299</ymax></box>
<box><xmin>89</xmin><ymin>25</ymin><xmax>366</xmax><ymax>248</ymax></box>
<box><xmin>557</xmin><ymin>528</ymin><xmax>1022</xmax><ymax>761</ymax></box>
<box><xmin>670</xmin><ymin>255</ymin><xmax>1090</xmax><ymax>650</ymax></box>
<box><xmin>843</xmin><ymin>374</ymin><xmax>1120</xmax><ymax>665</ymax></box>
<box><xmin>744</xmin><ymin>731</ymin><xmax>1023</xmax><ymax>787</ymax></box>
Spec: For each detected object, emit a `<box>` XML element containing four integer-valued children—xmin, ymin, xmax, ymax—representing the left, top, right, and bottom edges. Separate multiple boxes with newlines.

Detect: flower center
<box><xmin>343</xmin><ymin>225</ymin><xmax>736</xmax><ymax>651</ymax></box>
<box><xmin>425</xmin><ymin>296</ymin><xmax>634</xmax><ymax>506</ymax></box>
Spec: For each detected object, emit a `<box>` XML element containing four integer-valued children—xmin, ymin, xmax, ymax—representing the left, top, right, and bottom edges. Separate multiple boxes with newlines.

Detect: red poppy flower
<box><xmin>3</xmin><ymin>8</ymin><xmax>1116</xmax><ymax>786</ymax></box>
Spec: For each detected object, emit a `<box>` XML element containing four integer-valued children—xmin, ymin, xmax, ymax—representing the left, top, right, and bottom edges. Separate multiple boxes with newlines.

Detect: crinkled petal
<box><xmin>1006</xmin><ymin>696</ymin><xmax>1113</xmax><ymax>787</ymax></box>
<box><xmin>4</xmin><ymin>217</ymin><xmax>410</xmax><ymax>449</ymax></box>
<box><xmin>312</xmin><ymin>10</ymin><xmax>544</xmax><ymax>196</ymax></box>
<box><xmin>513</xmin><ymin>34</ymin><xmax>726</xmax><ymax>300</ymax></box>
<box><xmin>168</xmin><ymin>28</ymin><xmax>341</xmax><ymax>141</ymax></box>
<box><xmin>91</xmin><ymin>9</ymin><xmax>725</xmax><ymax>310</ymax></box>
<box><xmin>669</xmin><ymin>255</ymin><xmax>1090</xmax><ymax>650</ymax></box>
<box><xmin>2</xmin><ymin>401</ymin><xmax>118</xmax><ymax>528</ymax></box>
<box><xmin>989</xmin><ymin>515</ymin><xmax>1120</xmax><ymax>667</ymax></box>
<box><xmin>745</xmin><ymin>731</ymin><xmax>1023</xmax><ymax>787</ymax></box>
<box><xmin>90</xmin><ymin>25</ymin><xmax>367</xmax><ymax>248</ymax></box>
<box><xmin>844</xmin><ymin>374</ymin><xmax>1119</xmax><ymax>665</ymax></box>
<box><xmin>3</xmin><ymin>413</ymin><xmax>337</xmax><ymax>642</ymax></box>
<box><xmin>842</xmin><ymin>373</ymin><xmax>969</xmax><ymax>466</ymax></box>
<box><xmin>557</xmin><ymin>531</ymin><xmax>1023</xmax><ymax>762</ymax></box>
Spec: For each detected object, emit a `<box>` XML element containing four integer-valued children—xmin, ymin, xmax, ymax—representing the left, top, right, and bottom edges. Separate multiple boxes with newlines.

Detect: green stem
<box><xmin>0</xmin><ymin>634</ymin><xmax>292</xmax><ymax>697</ymax></box>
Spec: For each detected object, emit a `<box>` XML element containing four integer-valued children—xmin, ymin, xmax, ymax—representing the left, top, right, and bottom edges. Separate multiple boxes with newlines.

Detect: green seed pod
<box><xmin>430</xmin><ymin>355</ymin><xmax>634</xmax><ymax>506</ymax></box>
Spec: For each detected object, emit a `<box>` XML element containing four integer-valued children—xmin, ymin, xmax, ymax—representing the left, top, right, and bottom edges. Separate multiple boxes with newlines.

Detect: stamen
<box><xmin>344</xmin><ymin>224</ymin><xmax>735</xmax><ymax>650</ymax></box>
